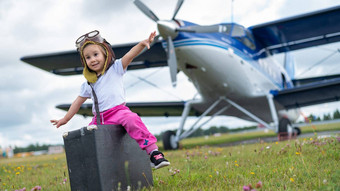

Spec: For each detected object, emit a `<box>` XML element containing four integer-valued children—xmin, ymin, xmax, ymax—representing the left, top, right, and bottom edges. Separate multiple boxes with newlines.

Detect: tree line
<box><xmin>306</xmin><ymin>109</ymin><xmax>340</xmax><ymax>122</ymax></box>
<box><xmin>12</xmin><ymin>143</ymin><xmax>53</xmax><ymax>154</ymax></box>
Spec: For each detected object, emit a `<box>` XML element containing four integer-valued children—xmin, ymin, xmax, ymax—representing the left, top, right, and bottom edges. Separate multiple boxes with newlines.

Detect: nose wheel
<box><xmin>162</xmin><ymin>130</ymin><xmax>179</xmax><ymax>150</ymax></box>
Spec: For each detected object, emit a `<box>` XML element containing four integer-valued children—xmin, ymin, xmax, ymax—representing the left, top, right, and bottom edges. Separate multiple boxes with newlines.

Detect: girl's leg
<box><xmin>103</xmin><ymin>105</ymin><xmax>158</xmax><ymax>154</ymax></box>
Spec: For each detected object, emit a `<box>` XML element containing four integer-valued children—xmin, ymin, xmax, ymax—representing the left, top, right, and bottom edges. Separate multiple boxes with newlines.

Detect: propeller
<box><xmin>134</xmin><ymin>0</ymin><xmax>232</xmax><ymax>86</ymax></box>
<box><xmin>134</xmin><ymin>0</ymin><xmax>183</xmax><ymax>87</ymax></box>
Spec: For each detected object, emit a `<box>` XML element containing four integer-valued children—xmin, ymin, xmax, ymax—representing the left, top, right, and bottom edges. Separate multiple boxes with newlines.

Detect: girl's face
<box><xmin>83</xmin><ymin>44</ymin><xmax>106</xmax><ymax>75</ymax></box>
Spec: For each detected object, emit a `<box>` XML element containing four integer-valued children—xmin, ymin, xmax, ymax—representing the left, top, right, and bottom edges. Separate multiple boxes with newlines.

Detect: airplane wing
<box><xmin>56</xmin><ymin>101</ymin><xmax>201</xmax><ymax>117</ymax></box>
<box><xmin>20</xmin><ymin>40</ymin><xmax>167</xmax><ymax>75</ymax></box>
<box><xmin>249</xmin><ymin>5</ymin><xmax>340</xmax><ymax>54</ymax></box>
<box><xmin>271</xmin><ymin>78</ymin><xmax>340</xmax><ymax>109</ymax></box>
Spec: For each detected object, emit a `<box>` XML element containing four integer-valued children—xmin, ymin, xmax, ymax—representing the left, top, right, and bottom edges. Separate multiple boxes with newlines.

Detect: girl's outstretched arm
<box><xmin>122</xmin><ymin>31</ymin><xmax>156</xmax><ymax>70</ymax></box>
<box><xmin>50</xmin><ymin>96</ymin><xmax>87</xmax><ymax>128</ymax></box>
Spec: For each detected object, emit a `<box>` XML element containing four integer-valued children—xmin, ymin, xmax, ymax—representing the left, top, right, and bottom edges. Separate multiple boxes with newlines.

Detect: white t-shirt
<box><xmin>79</xmin><ymin>59</ymin><xmax>126</xmax><ymax>114</ymax></box>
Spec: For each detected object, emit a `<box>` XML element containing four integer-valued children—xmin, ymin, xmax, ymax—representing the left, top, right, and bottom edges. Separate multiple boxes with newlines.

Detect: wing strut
<box><xmin>222</xmin><ymin>97</ymin><xmax>276</xmax><ymax>131</ymax></box>
<box><xmin>178</xmin><ymin>99</ymin><xmax>231</xmax><ymax>141</ymax></box>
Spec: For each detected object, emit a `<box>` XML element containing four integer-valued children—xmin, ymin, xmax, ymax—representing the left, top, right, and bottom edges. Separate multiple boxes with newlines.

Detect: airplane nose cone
<box><xmin>157</xmin><ymin>20</ymin><xmax>178</xmax><ymax>40</ymax></box>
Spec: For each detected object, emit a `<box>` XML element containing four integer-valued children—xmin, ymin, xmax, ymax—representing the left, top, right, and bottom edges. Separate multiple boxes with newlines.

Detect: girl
<box><xmin>51</xmin><ymin>30</ymin><xmax>170</xmax><ymax>169</ymax></box>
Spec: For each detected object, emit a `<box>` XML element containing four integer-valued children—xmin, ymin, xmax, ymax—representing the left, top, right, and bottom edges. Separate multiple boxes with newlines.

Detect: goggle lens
<box><xmin>75</xmin><ymin>30</ymin><xmax>102</xmax><ymax>48</ymax></box>
<box><xmin>88</xmin><ymin>31</ymin><xmax>99</xmax><ymax>38</ymax></box>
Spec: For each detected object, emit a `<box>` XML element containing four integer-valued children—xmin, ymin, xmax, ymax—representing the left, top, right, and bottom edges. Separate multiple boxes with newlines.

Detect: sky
<box><xmin>1</xmin><ymin>0</ymin><xmax>340</xmax><ymax>148</ymax></box>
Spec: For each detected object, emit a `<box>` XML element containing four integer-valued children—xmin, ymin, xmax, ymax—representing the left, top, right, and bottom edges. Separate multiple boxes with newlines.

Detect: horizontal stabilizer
<box><xmin>57</xmin><ymin>101</ymin><xmax>201</xmax><ymax>117</ymax></box>
<box><xmin>271</xmin><ymin>78</ymin><xmax>340</xmax><ymax>109</ymax></box>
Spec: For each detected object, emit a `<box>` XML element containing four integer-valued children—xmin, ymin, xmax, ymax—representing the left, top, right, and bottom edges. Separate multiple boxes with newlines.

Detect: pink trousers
<box><xmin>89</xmin><ymin>105</ymin><xmax>158</xmax><ymax>154</ymax></box>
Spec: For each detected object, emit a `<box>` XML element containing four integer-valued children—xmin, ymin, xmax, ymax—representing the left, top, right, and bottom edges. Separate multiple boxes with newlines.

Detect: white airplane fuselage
<box><xmin>171</xmin><ymin>36</ymin><xmax>300</xmax><ymax>124</ymax></box>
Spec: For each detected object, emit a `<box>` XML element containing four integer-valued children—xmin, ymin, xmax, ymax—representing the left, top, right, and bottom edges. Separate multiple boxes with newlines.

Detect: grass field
<box><xmin>0</xmin><ymin>124</ymin><xmax>339</xmax><ymax>190</ymax></box>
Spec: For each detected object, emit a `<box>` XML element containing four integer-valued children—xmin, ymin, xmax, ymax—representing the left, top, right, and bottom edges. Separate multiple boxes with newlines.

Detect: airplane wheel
<box><xmin>293</xmin><ymin>127</ymin><xmax>301</xmax><ymax>136</ymax></box>
<box><xmin>162</xmin><ymin>131</ymin><xmax>178</xmax><ymax>150</ymax></box>
<box><xmin>278</xmin><ymin>118</ymin><xmax>291</xmax><ymax>133</ymax></box>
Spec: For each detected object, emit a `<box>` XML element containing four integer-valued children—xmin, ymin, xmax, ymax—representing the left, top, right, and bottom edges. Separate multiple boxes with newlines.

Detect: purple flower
<box><xmin>243</xmin><ymin>186</ymin><xmax>250</xmax><ymax>191</ymax></box>
<box><xmin>256</xmin><ymin>181</ymin><xmax>262</xmax><ymax>188</ymax></box>
<box><xmin>15</xmin><ymin>188</ymin><xmax>26</xmax><ymax>191</ymax></box>
<box><xmin>31</xmin><ymin>186</ymin><xmax>41</xmax><ymax>191</ymax></box>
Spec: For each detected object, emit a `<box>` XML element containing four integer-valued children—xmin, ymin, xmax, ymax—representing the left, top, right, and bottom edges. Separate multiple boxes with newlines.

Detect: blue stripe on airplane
<box><xmin>163</xmin><ymin>38</ymin><xmax>283</xmax><ymax>89</ymax></box>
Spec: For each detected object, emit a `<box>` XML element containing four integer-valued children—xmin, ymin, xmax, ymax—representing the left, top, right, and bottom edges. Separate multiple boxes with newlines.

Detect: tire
<box><xmin>278</xmin><ymin>118</ymin><xmax>291</xmax><ymax>133</ymax></box>
<box><xmin>162</xmin><ymin>131</ymin><xmax>178</xmax><ymax>150</ymax></box>
<box><xmin>293</xmin><ymin>127</ymin><xmax>301</xmax><ymax>136</ymax></box>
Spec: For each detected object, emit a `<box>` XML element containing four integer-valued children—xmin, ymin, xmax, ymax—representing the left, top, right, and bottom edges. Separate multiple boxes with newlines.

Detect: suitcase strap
<box><xmin>89</xmin><ymin>83</ymin><xmax>101</xmax><ymax>125</ymax></box>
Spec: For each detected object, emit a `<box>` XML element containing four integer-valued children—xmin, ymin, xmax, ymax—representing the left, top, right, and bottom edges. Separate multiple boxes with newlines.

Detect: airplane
<box><xmin>21</xmin><ymin>0</ymin><xmax>340</xmax><ymax>150</ymax></box>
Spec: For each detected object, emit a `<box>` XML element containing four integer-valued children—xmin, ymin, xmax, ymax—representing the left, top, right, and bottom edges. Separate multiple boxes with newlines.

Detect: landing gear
<box><xmin>278</xmin><ymin>118</ymin><xmax>291</xmax><ymax>133</ymax></box>
<box><xmin>293</xmin><ymin>126</ymin><xmax>301</xmax><ymax>136</ymax></box>
<box><xmin>278</xmin><ymin>118</ymin><xmax>301</xmax><ymax>140</ymax></box>
<box><xmin>162</xmin><ymin>131</ymin><xmax>178</xmax><ymax>150</ymax></box>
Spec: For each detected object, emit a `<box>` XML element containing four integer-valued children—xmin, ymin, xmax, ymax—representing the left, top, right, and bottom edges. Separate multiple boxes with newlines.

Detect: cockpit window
<box><xmin>231</xmin><ymin>25</ymin><xmax>246</xmax><ymax>37</ymax></box>
<box><xmin>219</xmin><ymin>24</ymin><xmax>256</xmax><ymax>50</ymax></box>
<box><xmin>231</xmin><ymin>25</ymin><xmax>256</xmax><ymax>50</ymax></box>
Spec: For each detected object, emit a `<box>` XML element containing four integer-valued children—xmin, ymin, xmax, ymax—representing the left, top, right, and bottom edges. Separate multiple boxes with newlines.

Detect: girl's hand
<box><xmin>142</xmin><ymin>31</ymin><xmax>156</xmax><ymax>49</ymax></box>
<box><xmin>50</xmin><ymin>118</ymin><xmax>68</xmax><ymax>128</ymax></box>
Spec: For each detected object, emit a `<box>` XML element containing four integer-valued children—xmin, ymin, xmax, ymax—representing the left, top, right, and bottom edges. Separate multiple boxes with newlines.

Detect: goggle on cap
<box><xmin>75</xmin><ymin>30</ymin><xmax>116</xmax><ymax>83</ymax></box>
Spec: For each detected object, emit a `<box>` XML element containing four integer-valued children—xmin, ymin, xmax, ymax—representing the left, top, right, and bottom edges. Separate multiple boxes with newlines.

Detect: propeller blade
<box><xmin>166</xmin><ymin>36</ymin><xmax>177</xmax><ymax>87</ymax></box>
<box><xmin>172</xmin><ymin>0</ymin><xmax>184</xmax><ymax>20</ymax></box>
<box><xmin>177</xmin><ymin>24</ymin><xmax>229</xmax><ymax>33</ymax></box>
<box><xmin>134</xmin><ymin>0</ymin><xmax>159</xmax><ymax>22</ymax></box>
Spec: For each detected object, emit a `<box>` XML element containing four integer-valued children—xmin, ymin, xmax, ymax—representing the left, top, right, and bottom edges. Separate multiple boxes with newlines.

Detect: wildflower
<box><xmin>295</xmin><ymin>152</ymin><xmax>300</xmax><ymax>155</ymax></box>
<box><xmin>15</xmin><ymin>187</ymin><xmax>26</xmax><ymax>191</ymax></box>
<box><xmin>256</xmin><ymin>181</ymin><xmax>263</xmax><ymax>188</ymax></box>
<box><xmin>290</xmin><ymin>178</ymin><xmax>294</xmax><ymax>182</ymax></box>
<box><xmin>209</xmin><ymin>175</ymin><xmax>212</xmax><ymax>178</ymax></box>
<box><xmin>235</xmin><ymin>163</ymin><xmax>239</xmax><ymax>167</ymax></box>
<box><xmin>243</xmin><ymin>184</ymin><xmax>253</xmax><ymax>191</ymax></box>
<box><xmin>31</xmin><ymin>186</ymin><xmax>42</xmax><ymax>191</ymax></box>
<box><xmin>323</xmin><ymin>179</ymin><xmax>327</xmax><ymax>184</ymax></box>
<box><xmin>266</xmin><ymin>146</ymin><xmax>271</xmax><ymax>149</ymax></box>
<box><xmin>16</xmin><ymin>172</ymin><xmax>20</xmax><ymax>175</ymax></box>
<box><xmin>250</xmin><ymin>172</ymin><xmax>255</xmax><ymax>175</ymax></box>
<box><xmin>275</xmin><ymin>142</ymin><xmax>278</xmax><ymax>144</ymax></box>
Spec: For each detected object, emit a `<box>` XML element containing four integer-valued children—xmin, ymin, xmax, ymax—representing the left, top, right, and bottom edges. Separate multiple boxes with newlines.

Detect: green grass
<box><xmin>0</xmin><ymin>123</ymin><xmax>339</xmax><ymax>191</ymax></box>
<box><xmin>0</xmin><ymin>154</ymin><xmax>69</xmax><ymax>190</ymax></box>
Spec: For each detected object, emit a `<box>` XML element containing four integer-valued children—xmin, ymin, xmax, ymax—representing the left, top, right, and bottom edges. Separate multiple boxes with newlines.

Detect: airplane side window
<box><xmin>243</xmin><ymin>37</ymin><xmax>256</xmax><ymax>50</ymax></box>
<box><xmin>235</xmin><ymin>37</ymin><xmax>256</xmax><ymax>50</ymax></box>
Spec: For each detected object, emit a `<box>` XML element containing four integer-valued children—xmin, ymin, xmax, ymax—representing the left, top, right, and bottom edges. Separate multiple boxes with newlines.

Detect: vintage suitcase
<box><xmin>63</xmin><ymin>125</ymin><xmax>153</xmax><ymax>191</ymax></box>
